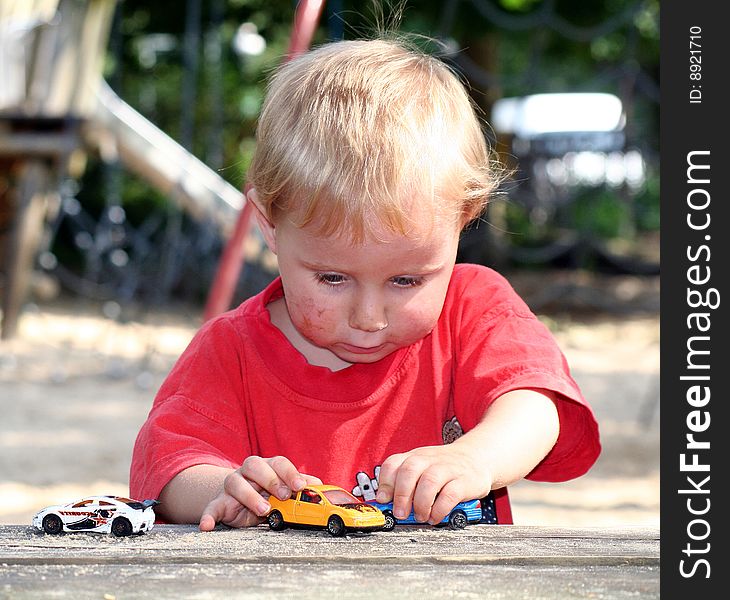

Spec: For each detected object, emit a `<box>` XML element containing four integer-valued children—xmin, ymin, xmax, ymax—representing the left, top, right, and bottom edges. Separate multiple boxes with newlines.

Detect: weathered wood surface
<box><xmin>0</xmin><ymin>524</ymin><xmax>659</xmax><ymax>599</ymax></box>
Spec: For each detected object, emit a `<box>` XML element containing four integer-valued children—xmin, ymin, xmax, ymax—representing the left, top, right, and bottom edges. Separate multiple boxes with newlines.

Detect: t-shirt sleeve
<box><xmin>129</xmin><ymin>317</ymin><xmax>252</xmax><ymax>501</ymax></box>
<box><xmin>451</xmin><ymin>269</ymin><xmax>600</xmax><ymax>482</ymax></box>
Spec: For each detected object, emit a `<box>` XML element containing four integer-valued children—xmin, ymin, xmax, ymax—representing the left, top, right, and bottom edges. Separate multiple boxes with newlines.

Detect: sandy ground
<box><xmin>0</xmin><ymin>275</ymin><xmax>659</xmax><ymax>528</ymax></box>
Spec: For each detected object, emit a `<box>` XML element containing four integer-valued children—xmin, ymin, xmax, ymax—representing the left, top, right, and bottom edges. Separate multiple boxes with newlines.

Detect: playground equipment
<box><xmin>0</xmin><ymin>0</ymin><xmax>324</xmax><ymax>338</ymax></box>
<box><xmin>1</xmin><ymin>0</ymin><xmax>118</xmax><ymax>338</ymax></box>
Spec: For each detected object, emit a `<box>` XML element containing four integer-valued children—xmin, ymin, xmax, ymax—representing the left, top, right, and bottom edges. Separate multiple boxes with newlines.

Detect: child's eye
<box><xmin>391</xmin><ymin>276</ymin><xmax>423</xmax><ymax>288</ymax></box>
<box><xmin>316</xmin><ymin>273</ymin><xmax>347</xmax><ymax>286</ymax></box>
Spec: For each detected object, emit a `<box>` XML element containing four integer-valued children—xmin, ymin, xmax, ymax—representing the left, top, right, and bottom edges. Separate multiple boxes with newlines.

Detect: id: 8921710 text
<box><xmin>689</xmin><ymin>26</ymin><xmax>702</xmax><ymax>104</ymax></box>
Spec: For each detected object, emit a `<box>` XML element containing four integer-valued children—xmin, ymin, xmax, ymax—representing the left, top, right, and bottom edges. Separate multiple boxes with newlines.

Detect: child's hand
<box><xmin>199</xmin><ymin>456</ymin><xmax>322</xmax><ymax>531</ymax></box>
<box><xmin>374</xmin><ymin>443</ymin><xmax>492</xmax><ymax>525</ymax></box>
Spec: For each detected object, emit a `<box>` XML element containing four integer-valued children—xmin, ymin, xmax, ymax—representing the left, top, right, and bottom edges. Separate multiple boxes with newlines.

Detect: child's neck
<box><xmin>267</xmin><ymin>297</ymin><xmax>352</xmax><ymax>372</ymax></box>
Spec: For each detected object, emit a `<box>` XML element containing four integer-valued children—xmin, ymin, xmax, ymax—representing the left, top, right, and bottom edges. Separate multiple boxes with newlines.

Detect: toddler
<box><xmin>130</xmin><ymin>38</ymin><xmax>600</xmax><ymax>529</ymax></box>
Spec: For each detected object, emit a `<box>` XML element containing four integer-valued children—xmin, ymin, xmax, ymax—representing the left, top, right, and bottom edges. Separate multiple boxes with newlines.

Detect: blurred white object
<box><xmin>233</xmin><ymin>22</ymin><xmax>266</xmax><ymax>57</ymax></box>
<box><xmin>492</xmin><ymin>93</ymin><xmax>625</xmax><ymax>138</ymax></box>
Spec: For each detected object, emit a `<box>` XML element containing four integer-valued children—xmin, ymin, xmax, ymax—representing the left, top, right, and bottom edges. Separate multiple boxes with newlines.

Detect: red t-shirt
<box><xmin>130</xmin><ymin>263</ymin><xmax>600</xmax><ymax>523</ymax></box>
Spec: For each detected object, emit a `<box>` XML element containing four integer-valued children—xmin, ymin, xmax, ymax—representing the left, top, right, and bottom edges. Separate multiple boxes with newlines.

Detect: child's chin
<box><xmin>334</xmin><ymin>346</ymin><xmax>394</xmax><ymax>364</ymax></box>
<box><xmin>345</xmin><ymin>353</ymin><xmax>386</xmax><ymax>364</ymax></box>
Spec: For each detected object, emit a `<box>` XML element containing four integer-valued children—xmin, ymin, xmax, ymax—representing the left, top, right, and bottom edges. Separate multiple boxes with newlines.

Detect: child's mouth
<box><xmin>338</xmin><ymin>343</ymin><xmax>387</xmax><ymax>355</ymax></box>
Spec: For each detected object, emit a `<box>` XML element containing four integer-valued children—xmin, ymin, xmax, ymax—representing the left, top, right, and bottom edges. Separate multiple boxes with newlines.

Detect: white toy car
<box><xmin>32</xmin><ymin>495</ymin><xmax>158</xmax><ymax>537</ymax></box>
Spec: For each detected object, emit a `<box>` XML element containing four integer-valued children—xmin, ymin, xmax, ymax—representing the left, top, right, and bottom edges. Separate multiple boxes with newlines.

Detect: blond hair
<box><xmin>248</xmin><ymin>38</ymin><xmax>499</xmax><ymax>242</ymax></box>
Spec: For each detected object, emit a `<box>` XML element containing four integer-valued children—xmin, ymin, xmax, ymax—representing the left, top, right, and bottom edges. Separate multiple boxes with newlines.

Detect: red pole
<box><xmin>287</xmin><ymin>0</ymin><xmax>326</xmax><ymax>58</ymax></box>
<box><xmin>202</xmin><ymin>0</ymin><xmax>325</xmax><ymax>322</ymax></box>
<box><xmin>202</xmin><ymin>190</ymin><xmax>255</xmax><ymax>321</ymax></box>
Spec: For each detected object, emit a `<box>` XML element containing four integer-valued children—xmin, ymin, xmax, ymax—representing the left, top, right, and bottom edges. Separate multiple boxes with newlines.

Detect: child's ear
<box><xmin>246</xmin><ymin>186</ymin><xmax>277</xmax><ymax>254</ymax></box>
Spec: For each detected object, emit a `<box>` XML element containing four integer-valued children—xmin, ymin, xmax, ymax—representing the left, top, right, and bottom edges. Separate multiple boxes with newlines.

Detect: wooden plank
<box><xmin>0</xmin><ymin>130</ymin><xmax>80</xmax><ymax>156</ymax></box>
<box><xmin>0</xmin><ymin>525</ymin><xmax>660</xmax><ymax>598</ymax></box>
<box><xmin>0</xmin><ymin>160</ymin><xmax>51</xmax><ymax>339</ymax></box>
<box><xmin>0</xmin><ymin>524</ymin><xmax>660</xmax><ymax>561</ymax></box>
<box><xmin>0</xmin><ymin>562</ymin><xmax>660</xmax><ymax>599</ymax></box>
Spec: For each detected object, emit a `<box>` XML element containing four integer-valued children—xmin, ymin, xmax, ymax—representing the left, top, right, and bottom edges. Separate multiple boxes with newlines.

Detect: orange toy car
<box><xmin>266</xmin><ymin>484</ymin><xmax>385</xmax><ymax>537</ymax></box>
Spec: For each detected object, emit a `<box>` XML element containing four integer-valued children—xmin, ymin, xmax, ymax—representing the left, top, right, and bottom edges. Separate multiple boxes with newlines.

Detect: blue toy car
<box><xmin>369</xmin><ymin>499</ymin><xmax>482</xmax><ymax>530</ymax></box>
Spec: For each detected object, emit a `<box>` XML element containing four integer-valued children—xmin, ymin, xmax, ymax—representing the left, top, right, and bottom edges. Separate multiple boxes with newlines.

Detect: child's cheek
<box><xmin>290</xmin><ymin>296</ymin><xmax>337</xmax><ymax>338</ymax></box>
<box><xmin>401</xmin><ymin>305</ymin><xmax>441</xmax><ymax>340</ymax></box>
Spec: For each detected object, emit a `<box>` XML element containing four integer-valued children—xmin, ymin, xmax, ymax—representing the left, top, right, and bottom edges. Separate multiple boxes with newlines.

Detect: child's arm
<box><xmin>156</xmin><ymin>457</ymin><xmax>321</xmax><ymax>530</ymax></box>
<box><xmin>375</xmin><ymin>388</ymin><xmax>560</xmax><ymax>525</ymax></box>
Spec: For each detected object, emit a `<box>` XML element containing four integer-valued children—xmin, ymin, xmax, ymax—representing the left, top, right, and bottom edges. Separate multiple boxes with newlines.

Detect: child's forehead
<box><xmin>281</xmin><ymin>213</ymin><xmax>459</xmax><ymax>269</ymax></box>
<box><xmin>296</xmin><ymin>209</ymin><xmax>458</xmax><ymax>246</ymax></box>
<box><xmin>280</xmin><ymin>189</ymin><xmax>462</xmax><ymax>241</ymax></box>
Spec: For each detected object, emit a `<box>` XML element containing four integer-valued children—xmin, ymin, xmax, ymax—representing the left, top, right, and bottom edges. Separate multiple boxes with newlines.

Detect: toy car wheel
<box><xmin>111</xmin><ymin>517</ymin><xmax>133</xmax><ymax>537</ymax></box>
<box><xmin>448</xmin><ymin>510</ymin><xmax>468</xmax><ymax>530</ymax></box>
<box><xmin>267</xmin><ymin>510</ymin><xmax>287</xmax><ymax>531</ymax></box>
<box><xmin>382</xmin><ymin>510</ymin><xmax>396</xmax><ymax>532</ymax></box>
<box><xmin>327</xmin><ymin>515</ymin><xmax>346</xmax><ymax>537</ymax></box>
<box><xmin>42</xmin><ymin>514</ymin><xmax>63</xmax><ymax>535</ymax></box>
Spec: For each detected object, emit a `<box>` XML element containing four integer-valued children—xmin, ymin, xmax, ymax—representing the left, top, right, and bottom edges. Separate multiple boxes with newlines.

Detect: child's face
<box><xmin>270</xmin><ymin>215</ymin><xmax>461</xmax><ymax>369</ymax></box>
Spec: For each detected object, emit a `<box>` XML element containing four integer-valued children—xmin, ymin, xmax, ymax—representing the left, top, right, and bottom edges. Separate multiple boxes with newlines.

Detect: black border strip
<box><xmin>660</xmin><ymin>1</ymin><xmax>726</xmax><ymax>596</ymax></box>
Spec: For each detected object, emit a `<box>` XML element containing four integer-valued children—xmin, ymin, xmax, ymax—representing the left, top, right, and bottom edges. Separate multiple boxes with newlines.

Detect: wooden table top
<box><xmin>0</xmin><ymin>524</ymin><xmax>659</xmax><ymax>599</ymax></box>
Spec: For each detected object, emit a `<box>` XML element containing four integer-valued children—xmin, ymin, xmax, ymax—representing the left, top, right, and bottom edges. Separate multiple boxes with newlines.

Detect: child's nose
<box><xmin>349</xmin><ymin>295</ymin><xmax>388</xmax><ymax>333</ymax></box>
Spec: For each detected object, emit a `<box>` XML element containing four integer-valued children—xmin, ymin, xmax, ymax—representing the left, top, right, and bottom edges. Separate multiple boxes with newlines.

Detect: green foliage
<box><xmin>570</xmin><ymin>188</ymin><xmax>632</xmax><ymax>239</ymax></box>
<box><xmin>633</xmin><ymin>171</ymin><xmax>660</xmax><ymax>231</ymax></box>
<box><xmin>504</xmin><ymin>201</ymin><xmax>546</xmax><ymax>246</ymax></box>
<box><xmin>499</xmin><ymin>0</ymin><xmax>542</xmax><ymax>11</ymax></box>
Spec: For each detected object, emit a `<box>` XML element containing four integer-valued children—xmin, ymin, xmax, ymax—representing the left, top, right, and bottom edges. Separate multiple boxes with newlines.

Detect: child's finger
<box><xmin>390</xmin><ymin>455</ymin><xmax>428</xmax><ymax>520</ymax></box>
<box><xmin>427</xmin><ymin>479</ymin><xmax>464</xmax><ymax>525</ymax></box>
<box><xmin>266</xmin><ymin>455</ymin><xmax>309</xmax><ymax>494</ymax></box>
<box><xmin>238</xmin><ymin>456</ymin><xmax>290</xmax><ymax>500</ymax></box>
<box><xmin>199</xmin><ymin>496</ymin><xmax>230</xmax><ymax>531</ymax></box>
<box><xmin>238</xmin><ymin>455</ymin><xmax>306</xmax><ymax>501</ymax></box>
<box><xmin>199</xmin><ymin>511</ymin><xmax>218</xmax><ymax>532</ymax></box>
<box><xmin>199</xmin><ymin>495</ymin><xmax>264</xmax><ymax>531</ymax></box>
<box><xmin>411</xmin><ymin>466</ymin><xmax>450</xmax><ymax>523</ymax></box>
<box><xmin>374</xmin><ymin>453</ymin><xmax>406</xmax><ymax>503</ymax></box>
<box><xmin>223</xmin><ymin>470</ymin><xmax>273</xmax><ymax>516</ymax></box>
